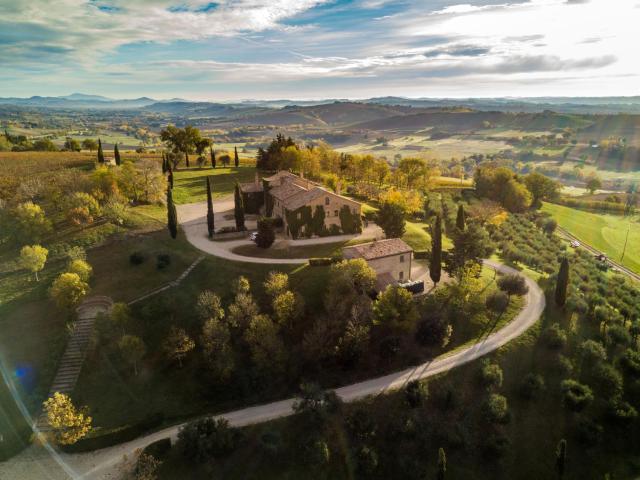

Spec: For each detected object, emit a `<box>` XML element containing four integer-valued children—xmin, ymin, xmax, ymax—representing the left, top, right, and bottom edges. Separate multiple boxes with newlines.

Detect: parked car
<box><xmin>249</xmin><ymin>232</ymin><xmax>258</xmax><ymax>242</ymax></box>
<box><xmin>570</xmin><ymin>240</ymin><xmax>581</xmax><ymax>248</ymax></box>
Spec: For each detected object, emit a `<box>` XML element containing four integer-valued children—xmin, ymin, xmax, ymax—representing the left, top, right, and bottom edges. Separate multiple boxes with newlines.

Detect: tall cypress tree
<box><xmin>206</xmin><ymin>177</ymin><xmax>215</xmax><ymax>238</ymax></box>
<box><xmin>168</xmin><ymin>165</ymin><xmax>174</xmax><ymax>189</ymax></box>
<box><xmin>555</xmin><ymin>257</ymin><xmax>569</xmax><ymax>307</ymax></box>
<box><xmin>437</xmin><ymin>447</ymin><xmax>446</xmax><ymax>480</ymax></box>
<box><xmin>555</xmin><ymin>439</ymin><xmax>567</xmax><ymax>479</ymax></box>
<box><xmin>185</xmin><ymin>151</ymin><xmax>190</xmax><ymax>168</ymax></box>
<box><xmin>114</xmin><ymin>143</ymin><xmax>121</xmax><ymax>166</ymax></box>
<box><xmin>210</xmin><ymin>147</ymin><xmax>216</xmax><ymax>168</ymax></box>
<box><xmin>97</xmin><ymin>138</ymin><xmax>105</xmax><ymax>163</ymax></box>
<box><xmin>234</xmin><ymin>182</ymin><xmax>245</xmax><ymax>231</ymax></box>
<box><xmin>456</xmin><ymin>204</ymin><xmax>466</xmax><ymax>231</ymax></box>
<box><xmin>167</xmin><ymin>188</ymin><xmax>178</xmax><ymax>239</ymax></box>
<box><xmin>430</xmin><ymin>214</ymin><xmax>442</xmax><ymax>286</ymax></box>
<box><xmin>161</xmin><ymin>152</ymin><xmax>167</xmax><ymax>174</ymax></box>
<box><xmin>234</xmin><ymin>146</ymin><xmax>239</xmax><ymax>167</ymax></box>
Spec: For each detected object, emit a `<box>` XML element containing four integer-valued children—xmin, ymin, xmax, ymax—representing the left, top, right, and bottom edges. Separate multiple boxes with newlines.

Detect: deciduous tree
<box><xmin>373</xmin><ymin>285</ymin><xmax>418</xmax><ymax>333</ymax></box>
<box><xmin>118</xmin><ymin>334</ymin><xmax>146</xmax><ymax>375</ymax></box>
<box><xmin>201</xmin><ymin>317</ymin><xmax>234</xmax><ymax>382</ymax></box>
<box><xmin>42</xmin><ymin>392</ymin><xmax>92</xmax><ymax>445</ymax></box>
<box><xmin>376</xmin><ymin>201</ymin><xmax>405</xmax><ymax>238</ymax></box>
<box><xmin>163</xmin><ymin>326</ymin><xmax>195</xmax><ymax>367</ymax></box>
<box><xmin>20</xmin><ymin>244</ymin><xmax>48</xmax><ymax>281</ymax></box>
<box><xmin>67</xmin><ymin>259</ymin><xmax>92</xmax><ymax>282</ymax></box>
<box><xmin>49</xmin><ymin>272</ymin><xmax>89</xmax><ymax>310</ymax></box>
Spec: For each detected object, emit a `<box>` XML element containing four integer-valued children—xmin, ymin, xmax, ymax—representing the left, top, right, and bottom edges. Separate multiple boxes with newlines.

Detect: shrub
<box><xmin>497</xmin><ymin>274</ymin><xmax>529</xmax><ymax>296</ymax></box>
<box><xmin>483</xmin><ymin>393</ymin><xmax>509</xmax><ymax>423</ymax></box>
<box><xmin>619</xmin><ymin>348</ymin><xmax>640</xmax><ymax>377</ymax></box>
<box><xmin>176</xmin><ymin>417</ymin><xmax>242</xmax><ymax>463</ymax></box>
<box><xmin>576</xmin><ymin>418</ymin><xmax>602</xmax><ymax>446</ymax></box>
<box><xmin>156</xmin><ymin>254</ymin><xmax>171</xmax><ymax>270</ymax></box>
<box><xmin>404</xmin><ymin>380</ymin><xmax>429</xmax><ymax>408</ymax></box>
<box><xmin>519</xmin><ymin>373</ymin><xmax>545</xmax><ymax>400</ymax></box>
<box><xmin>543</xmin><ymin>324</ymin><xmax>567</xmax><ymax>350</ymax></box>
<box><xmin>142</xmin><ymin>437</ymin><xmax>172</xmax><ymax>460</ymax></box>
<box><xmin>309</xmin><ymin>257</ymin><xmax>333</xmax><ymax>266</ymax></box>
<box><xmin>589</xmin><ymin>363</ymin><xmax>623</xmax><ymax>399</ymax></box>
<box><xmin>485</xmin><ymin>291</ymin><xmax>510</xmax><ymax>315</ymax></box>
<box><xmin>414</xmin><ymin>250</ymin><xmax>429</xmax><ymax>260</ymax></box>
<box><xmin>480</xmin><ymin>360</ymin><xmax>503</xmax><ymax>390</ymax></box>
<box><xmin>606</xmin><ymin>400</ymin><xmax>638</xmax><ymax>425</ymax></box>
<box><xmin>304</xmin><ymin>439</ymin><xmax>330</xmax><ymax>466</ymax></box>
<box><xmin>579</xmin><ymin>340</ymin><xmax>607</xmax><ymax>368</ymax></box>
<box><xmin>130</xmin><ymin>251</ymin><xmax>145</xmax><ymax>265</ymax></box>
<box><xmin>561</xmin><ymin>379</ymin><xmax>593</xmax><ymax>412</ymax></box>
<box><xmin>259</xmin><ymin>430</ymin><xmax>282</xmax><ymax>456</ymax></box>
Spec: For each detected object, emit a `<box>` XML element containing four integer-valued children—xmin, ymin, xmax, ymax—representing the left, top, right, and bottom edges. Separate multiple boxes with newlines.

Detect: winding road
<box><xmin>0</xmin><ymin>257</ymin><xmax>545</xmax><ymax>480</ymax></box>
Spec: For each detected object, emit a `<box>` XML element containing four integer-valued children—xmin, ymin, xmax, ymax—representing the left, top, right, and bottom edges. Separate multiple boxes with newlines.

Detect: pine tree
<box><xmin>97</xmin><ymin>138</ymin><xmax>105</xmax><ymax>163</ymax></box>
<box><xmin>234</xmin><ymin>182</ymin><xmax>245</xmax><ymax>231</ymax></box>
<box><xmin>555</xmin><ymin>257</ymin><xmax>569</xmax><ymax>307</ymax></box>
<box><xmin>168</xmin><ymin>165</ymin><xmax>174</xmax><ymax>189</ymax></box>
<box><xmin>114</xmin><ymin>143</ymin><xmax>121</xmax><ymax>166</ymax></box>
<box><xmin>556</xmin><ymin>439</ymin><xmax>567</xmax><ymax>479</ymax></box>
<box><xmin>437</xmin><ymin>447</ymin><xmax>446</xmax><ymax>480</ymax></box>
<box><xmin>167</xmin><ymin>188</ymin><xmax>177</xmax><ymax>239</ymax></box>
<box><xmin>234</xmin><ymin>146</ymin><xmax>239</xmax><ymax>167</ymax></box>
<box><xmin>456</xmin><ymin>204</ymin><xmax>466</xmax><ymax>231</ymax></box>
<box><xmin>430</xmin><ymin>214</ymin><xmax>442</xmax><ymax>286</ymax></box>
<box><xmin>210</xmin><ymin>147</ymin><xmax>216</xmax><ymax>168</ymax></box>
<box><xmin>185</xmin><ymin>151</ymin><xmax>189</xmax><ymax>168</ymax></box>
<box><xmin>206</xmin><ymin>177</ymin><xmax>215</xmax><ymax>238</ymax></box>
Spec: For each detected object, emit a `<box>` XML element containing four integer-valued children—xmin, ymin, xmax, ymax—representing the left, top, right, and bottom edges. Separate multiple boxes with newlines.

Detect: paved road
<box><xmin>177</xmin><ymin>198</ymin><xmax>383</xmax><ymax>265</ymax></box>
<box><xmin>0</xmin><ymin>260</ymin><xmax>544</xmax><ymax>479</ymax></box>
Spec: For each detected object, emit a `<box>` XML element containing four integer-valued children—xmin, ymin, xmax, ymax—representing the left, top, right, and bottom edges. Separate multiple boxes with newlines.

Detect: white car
<box><xmin>570</xmin><ymin>240</ymin><xmax>580</xmax><ymax>248</ymax></box>
<box><xmin>249</xmin><ymin>232</ymin><xmax>259</xmax><ymax>242</ymax></box>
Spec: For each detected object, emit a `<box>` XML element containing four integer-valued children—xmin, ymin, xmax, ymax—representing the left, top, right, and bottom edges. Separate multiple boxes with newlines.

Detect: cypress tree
<box><xmin>161</xmin><ymin>153</ymin><xmax>167</xmax><ymax>174</ymax></box>
<box><xmin>456</xmin><ymin>204</ymin><xmax>466</xmax><ymax>231</ymax></box>
<box><xmin>210</xmin><ymin>147</ymin><xmax>216</xmax><ymax>168</ymax></box>
<box><xmin>555</xmin><ymin>257</ymin><xmax>569</xmax><ymax>307</ymax></box>
<box><xmin>206</xmin><ymin>177</ymin><xmax>215</xmax><ymax>238</ymax></box>
<box><xmin>114</xmin><ymin>143</ymin><xmax>121</xmax><ymax>166</ymax></box>
<box><xmin>234</xmin><ymin>182</ymin><xmax>245</xmax><ymax>231</ymax></box>
<box><xmin>167</xmin><ymin>188</ymin><xmax>178</xmax><ymax>239</ymax></box>
<box><xmin>437</xmin><ymin>447</ymin><xmax>446</xmax><ymax>480</ymax></box>
<box><xmin>430</xmin><ymin>214</ymin><xmax>442</xmax><ymax>286</ymax></box>
<box><xmin>234</xmin><ymin>146</ymin><xmax>239</xmax><ymax>167</ymax></box>
<box><xmin>185</xmin><ymin>151</ymin><xmax>190</xmax><ymax>168</ymax></box>
<box><xmin>168</xmin><ymin>165</ymin><xmax>174</xmax><ymax>189</ymax></box>
<box><xmin>97</xmin><ymin>138</ymin><xmax>105</xmax><ymax>163</ymax></box>
<box><xmin>555</xmin><ymin>439</ymin><xmax>567</xmax><ymax>479</ymax></box>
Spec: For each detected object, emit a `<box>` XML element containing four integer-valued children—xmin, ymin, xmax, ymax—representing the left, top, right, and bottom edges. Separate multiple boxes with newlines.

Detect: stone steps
<box><xmin>36</xmin><ymin>296</ymin><xmax>113</xmax><ymax>432</ymax></box>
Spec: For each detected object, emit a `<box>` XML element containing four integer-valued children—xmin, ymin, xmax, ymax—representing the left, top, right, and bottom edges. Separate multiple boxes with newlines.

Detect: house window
<box><xmin>334</xmin><ymin>210</ymin><xmax>339</xmax><ymax>217</ymax></box>
<box><xmin>399</xmin><ymin>271</ymin><xmax>404</xmax><ymax>281</ymax></box>
<box><xmin>400</xmin><ymin>255</ymin><xmax>404</xmax><ymax>263</ymax></box>
<box><xmin>325</xmin><ymin>197</ymin><xmax>330</xmax><ymax>205</ymax></box>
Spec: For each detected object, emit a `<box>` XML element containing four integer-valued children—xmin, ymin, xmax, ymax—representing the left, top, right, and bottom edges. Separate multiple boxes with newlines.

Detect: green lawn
<box><xmin>172</xmin><ymin>166</ymin><xmax>259</xmax><ymax>204</ymax></box>
<box><xmin>232</xmin><ymin>238</ymin><xmax>375</xmax><ymax>260</ymax></box>
<box><xmin>402</xmin><ymin>220</ymin><xmax>453</xmax><ymax>252</ymax></box>
<box><xmin>542</xmin><ymin>202</ymin><xmax>640</xmax><ymax>274</ymax></box>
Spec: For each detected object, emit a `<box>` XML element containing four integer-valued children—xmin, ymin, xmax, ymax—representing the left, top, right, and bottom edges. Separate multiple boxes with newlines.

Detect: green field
<box><xmin>172</xmin><ymin>166</ymin><xmax>258</xmax><ymax>204</ymax></box>
<box><xmin>542</xmin><ymin>202</ymin><xmax>640</xmax><ymax>273</ymax></box>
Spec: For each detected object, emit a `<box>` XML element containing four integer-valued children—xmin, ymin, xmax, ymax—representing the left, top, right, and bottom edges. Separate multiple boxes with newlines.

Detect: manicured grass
<box><xmin>172</xmin><ymin>166</ymin><xmax>259</xmax><ymax>204</ymax></box>
<box><xmin>402</xmin><ymin>220</ymin><xmax>453</xmax><ymax>252</ymax></box>
<box><xmin>232</xmin><ymin>238</ymin><xmax>375</xmax><ymax>260</ymax></box>
<box><xmin>542</xmin><ymin>202</ymin><xmax>640</xmax><ymax>273</ymax></box>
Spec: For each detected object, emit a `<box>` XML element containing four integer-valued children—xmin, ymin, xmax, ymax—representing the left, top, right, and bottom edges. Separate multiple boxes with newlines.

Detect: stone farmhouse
<box><xmin>343</xmin><ymin>238</ymin><xmax>413</xmax><ymax>291</ymax></box>
<box><xmin>240</xmin><ymin>171</ymin><xmax>362</xmax><ymax>238</ymax></box>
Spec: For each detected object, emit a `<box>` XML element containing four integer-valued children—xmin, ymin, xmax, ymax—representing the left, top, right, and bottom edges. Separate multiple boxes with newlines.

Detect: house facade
<box><xmin>343</xmin><ymin>238</ymin><xmax>413</xmax><ymax>291</ymax></box>
<box><xmin>241</xmin><ymin>171</ymin><xmax>362</xmax><ymax>238</ymax></box>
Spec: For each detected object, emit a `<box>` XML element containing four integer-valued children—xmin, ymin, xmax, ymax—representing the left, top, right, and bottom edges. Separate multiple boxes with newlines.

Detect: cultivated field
<box><xmin>542</xmin><ymin>202</ymin><xmax>640</xmax><ymax>273</ymax></box>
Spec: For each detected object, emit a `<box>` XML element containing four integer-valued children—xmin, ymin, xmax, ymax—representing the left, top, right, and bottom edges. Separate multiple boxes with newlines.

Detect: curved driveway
<box><xmin>0</xmin><ymin>259</ymin><xmax>544</xmax><ymax>479</ymax></box>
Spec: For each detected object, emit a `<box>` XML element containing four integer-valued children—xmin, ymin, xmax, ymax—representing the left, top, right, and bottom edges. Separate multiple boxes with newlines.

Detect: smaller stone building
<box><xmin>343</xmin><ymin>238</ymin><xmax>413</xmax><ymax>291</ymax></box>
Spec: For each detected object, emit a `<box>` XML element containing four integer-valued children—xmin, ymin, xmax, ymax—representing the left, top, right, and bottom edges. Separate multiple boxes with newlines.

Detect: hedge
<box><xmin>414</xmin><ymin>250</ymin><xmax>429</xmax><ymax>260</ymax></box>
<box><xmin>309</xmin><ymin>258</ymin><xmax>333</xmax><ymax>266</ymax></box>
<box><xmin>141</xmin><ymin>437</ymin><xmax>172</xmax><ymax>459</ymax></box>
<box><xmin>61</xmin><ymin>413</ymin><xmax>164</xmax><ymax>453</ymax></box>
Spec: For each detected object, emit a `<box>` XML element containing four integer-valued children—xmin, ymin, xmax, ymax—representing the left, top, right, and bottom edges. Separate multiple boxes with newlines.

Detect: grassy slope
<box><xmin>542</xmin><ymin>202</ymin><xmax>640</xmax><ymax>273</ymax></box>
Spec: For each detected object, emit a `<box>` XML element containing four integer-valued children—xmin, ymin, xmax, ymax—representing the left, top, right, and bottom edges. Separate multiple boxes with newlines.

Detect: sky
<box><xmin>1</xmin><ymin>0</ymin><xmax>640</xmax><ymax>100</ymax></box>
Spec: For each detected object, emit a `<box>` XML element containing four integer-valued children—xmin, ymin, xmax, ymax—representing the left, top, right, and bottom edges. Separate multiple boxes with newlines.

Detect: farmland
<box><xmin>542</xmin><ymin>202</ymin><xmax>640</xmax><ymax>274</ymax></box>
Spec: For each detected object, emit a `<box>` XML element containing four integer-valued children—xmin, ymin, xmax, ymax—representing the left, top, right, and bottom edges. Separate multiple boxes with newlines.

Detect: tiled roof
<box><xmin>343</xmin><ymin>238</ymin><xmax>413</xmax><ymax>260</ymax></box>
<box><xmin>284</xmin><ymin>187</ymin><xmax>327</xmax><ymax>210</ymax></box>
<box><xmin>270</xmin><ymin>181</ymin><xmax>306</xmax><ymax>201</ymax></box>
<box><xmin>263</xmin><ymin>171</ymin><xmax>297</xmax><ymax>183</ymax></box>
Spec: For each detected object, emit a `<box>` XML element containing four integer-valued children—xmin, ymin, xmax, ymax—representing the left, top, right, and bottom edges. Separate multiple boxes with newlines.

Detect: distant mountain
<box><xmin>0</xmin><ymin>94</ymin><xmax>159</xmax><ymax>109</ymax></box>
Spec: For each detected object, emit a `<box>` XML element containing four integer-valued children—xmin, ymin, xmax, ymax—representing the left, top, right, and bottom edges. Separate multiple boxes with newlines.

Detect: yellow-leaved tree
<box><xmin>19</xmin><ymin>244</ymin><xmax>48</xmax><ymax>281</ymax></box>
<box><xmin>42</xmin><ymin>392</ymin><xmax>92</xmax><ymax>445</ymax></box>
